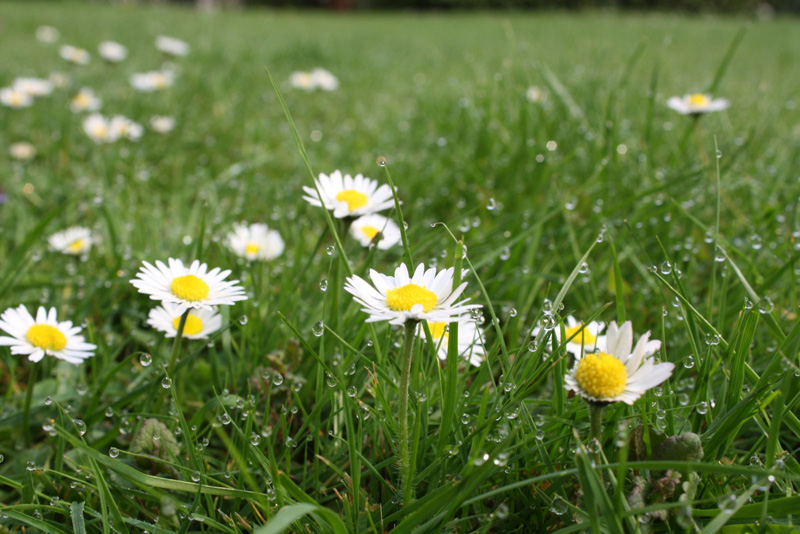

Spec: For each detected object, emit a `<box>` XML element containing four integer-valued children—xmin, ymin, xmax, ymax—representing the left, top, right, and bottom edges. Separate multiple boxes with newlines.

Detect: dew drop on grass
<box><xmin>696</xmin><ymin>401</ymin><xmax>709</xmax><ymax>415</ymax></box>
<box><xmin>220</xmin><ymin>413</ymin><xmax>231</xmax><ymax>425</ymax></box>
<box><xmin>105</xmin><ymin>406</ymin><xmax>114</xmax><ymax>418</ymax></box>
<box><xmin>346</xmin><ymin>386</ymin><xmax>357</xmax><ymax>397</ymax></box>
<box><xmin>660</xmin><ymin>261</ymin><xmax>672</xmax><ymax>275</ymax></box>
<box><xmin>272</xmin><ymin>373</ymin><xmax>284</xmax><ymax>386</ymax></box>
<box><xmin>535</xmin><ymin>430</ymin><xmax>545</xmax><ymax>441</ymax></box>
<box><xmin>191</xmin><ymin>471</ymin><xmax>201</xmax><ymax>482</ymax></box>
<box><xmin>683</xmin><ymin>355</ymin><xmax>695</xmax><ymax>369</ymax></box>
<box><xmin>326</xmin><ymin>246</ymin><xmax>335</xmax><ymax>256</ymax></box>
<box><xmin>717</xmin><ymin>494</ymin><xmax>736</xmax><ymax>514</ymax></box>
<box><xmin>376</xmin><ymin>155</ymin><xmax>387</xmax><ymax>167</ymax></box>
<box><xmin>139</xmin><ymin>353</ymin><xmax>152</xmax><ymax>367</ymax></box>
<box><xmin>161</xmin><ymin>377</ymin><xmax>173</xmax><ymax>389</ymax></box>
<box><xmin>578</xmin><ymin>262</ymin><xmax>589</xmax><ymax>274</ymax></box>
<box><xmin>319</xmin><ymin>279</ymin><xmax>328</xmax><ymax>292</ymax></box>
<box><xmin>44</xmin><ymin>396</ymin><xmax>53</xmax><ymax>406</ymax></box>
<box><xmin>313</xmin><ymin>321</ymin><xmax>324</xmax><ymax>337</ymax></box>
<box><xmin>0</xmin><ymin>454</ymin><xmax>3</xmax><ymax>464</ymax></box>
<box><xmin>486</xmin><ymin>198</ymin><xmax>497</xmax><ymax>211</ymax></box>
<box><xmin>744</xmin><ymin>297</ymin><xmax>754</xmax><ymax>310</ymax></box>
<box><xmin>239</xmin><ymin>315</ymin><xmax>248</xmax><ymax>326</ymax></box>
<box><xmin>250</xmin><ymin>432</ymin><xmax>261</xmax><ymax>446</ymax></box>
<box><xmin>109</xmin><ymin>447</ymin><xmax>119</xmax><ymax>458</ymax></box>
<box><xmin>549</xmin><ymin>495</ymin><xmax>568</xmax><ymax>515</ymax></box>
<box><xmin>73</xmin><ymin>419</ymin><xmax>87</xmax><ymax>436</ymax></box>
<box><xmin>758</xmin><ymin>297</ymin><xmax>774</xmax><ymax>314</ymax></box>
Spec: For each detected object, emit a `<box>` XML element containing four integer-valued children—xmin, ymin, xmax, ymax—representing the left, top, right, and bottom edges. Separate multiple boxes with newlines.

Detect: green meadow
<box><xmin>1</xmin><ymin>2</ymin><xmax>800</xmax><ymax>532</ymax></box>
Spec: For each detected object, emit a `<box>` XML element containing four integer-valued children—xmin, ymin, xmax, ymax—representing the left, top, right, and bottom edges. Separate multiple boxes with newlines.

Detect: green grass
<box><xmin>1</xmin><ymin>2</ymin><xmax>800</xmax><ymax>532</ymax></box>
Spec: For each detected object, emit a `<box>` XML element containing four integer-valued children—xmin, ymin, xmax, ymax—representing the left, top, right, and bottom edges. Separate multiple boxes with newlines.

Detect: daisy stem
<box><xmin>167</xmin><ymin>310</ymin><xmax>190</xmax><ymax>379</ymax></box>
<box><xmin>23</xmin><ymin>363</ymin><xmax>38</xmax><ymax>446</ymax></box>
<box><xmin>398</xmin><ymin>319</ymin><xmax>417</xmax><ymax>506</ymax></box>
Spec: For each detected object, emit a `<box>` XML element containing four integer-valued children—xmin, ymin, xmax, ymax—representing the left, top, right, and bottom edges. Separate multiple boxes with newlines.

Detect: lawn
<box><xmin>1</xmin><ymin>2</ymin><xmax>799</xmax><ymax>533</ymax></box>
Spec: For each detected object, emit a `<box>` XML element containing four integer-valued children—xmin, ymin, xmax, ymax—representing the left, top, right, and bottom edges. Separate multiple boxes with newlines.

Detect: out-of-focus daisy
<box><xmin>666</xmin><ymin>93</ymin><xmax>730</xmax><ymax>115</ymax></box>
<box><xmin>311</xmin><ymin>68</ymin><xmax>339</xmax><ymax>91</ymax></box>
<box><xmin>49</xmin><ymin>72</ymin><xmax>69</xmax><ymax>88</ymax></box>
<box><xmin>532</xmin><ymin>315</ymin><xmax>605</xmax><ymax>357</ymax></box>
<box><xmin>1</xmin><ymin>87</ymin><xmax>33</xmax><ymax>109</ymax></box>
<box><xmin>421</xmin><ymin>316</ymin><xmax>485</xmax><ymax>367</ymax></box>
<box><xmin>0</xmin><ymin>305</ymin><xmax>95</xmax><ymax>364</ymax></box>
<box><xmin>83</xmin><ymin>113</ymin><xmax>118</xmax><ymax>143</ymax></box>
<box><xmin>345</xmin><ymin>263</ymin><xmax>479</xmax><ymax>326</ymax></box>
<box><xmin>70</xmin><ymin>87</ymin><xmax>102</xmax><ymax>112</ymax></box>
<box><xmin>525</xmin><ymin>85</ymin><xmax>544</xmax><ymax>103</ymax></box>
<box><xmin>155</xmin><ymin>35</ymin><xmax>190</xmax><ymax>57</ymax></box>
<box><xmin>98</xmin><ymin>41</ymin><xmax>128</xmax><ymax>63</ymax></box>
<box><xmin>48</xmin><ymin>226</ymin><xmax>93</xmax><ymax>256</ymax></box>
<box><xmin>9</xmin><ymin>142</ymin><xmax>36</xmax><ymax>161</ymax></box>
<box><xmin>289</xmin><ymin>71</ymin><xmax>316</xmax><ymax>91</ymax></box>
<box><xmin>130</xmin><ymin>258</ymin><xmax>247</xmax><ymax>313</ymax></box>
<box><xmin>302</xmin><ymin>170</ymin><xmax>395</xmax><ymax>219</ymax></box>
<box><xmin>36</xmin><ymin>26</ymin><xmax>60</xmax><ymax>44</ymax></box>
<box><xmin>13</xmin><ymin>77</ymin><xmax>54</xmax><ymax>97</ymax></box>
<box><xmin>150</xmin><ymin>115</ymin><xmax>175</xmax><ymax>134</ymax></box>
<box><xmin>147</xmin><ymin>302</ymin><xmax>221</xmax><ymax>340</ymax></box>
<box><xmin>564</xmin><ymin>321</ymin><xmax>672</xmax><ymax>405</ymax></box>
<box><xmin>130</xmin><ymin>70</ymin><xmax>174</xmax><ymax>92</ymax></box>
<box><xmin>110</xmin><ymin>115</ymin><xmax>143</xmax><ymax>141</ymax></box>
<box><xmin>59</xmin><ymin>45</ymin><xmax>90</xmax><ymax>65</ymax></box>
<box><xmin>350</xmin><ymin>214</ymin><xmax>401</xmax><ymax>250</ymax></box>
<box><xmin>226</xmin><ymin>222</ymin><xmax>284</xmax><ymax>261</ymax></box>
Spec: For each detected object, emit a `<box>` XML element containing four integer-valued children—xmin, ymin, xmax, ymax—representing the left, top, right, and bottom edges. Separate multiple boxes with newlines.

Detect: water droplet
<box><xmin>272</xmin><ymin>373</ymin><xmax>284</xmax><ymax>386</ymax></box>
<box><xmin>44</xmin><ymin>396</ymin><xmax>53</xmax><ymax>406</ymax></box>
<box><xmin>250</xmin><ymin>432</ymin><xmax>261</xmax><ymax>446</ymax></box>
<box><xmin>239</xmin><ymin>315</ymin><xmax>248</xmax><ymax>326</ymax></box>
<box><xmin>578</xmin><ymin>262</ymin><xmax>590</xmax><ymax>274</ymax></box>
<box><xmin>683</xmin><ymin>355</ymin><xmax>695</xmax><ymax>369</ymax></box>
<box><xmin>696</xmin><ymin>401</ymin><xmax>709</xmax><ymax>415</ymax></box>
<box><xmin>161</xmin><ymin>377</ymin><xmax>173</xmax><ymax>389</ymax></box>
<box><xmin>717</xmin><ymin>494</ymin><xmax>736</xmax><ymax>514</ymax></box>
<box><xmin>326</xmin><ymin>245</ymin><xmax>335</xmax><ymax>256</ymax></box>
<box><xmin>139</xmin><ymin>353</ymin><xmax>152</xmax><ymax>367</ymax></box>
<box><xmin>716</xmin><ymin>149</ymin><xmax>722</xmax><ymax>159</ymax></box>
<box><xmin>660</xmin><ymin>261</ymin><xmax>672</xmax><ymax>275</ymax></box>
<box><xmin>486</xmin><ymin>198</ymin><xmax>497</xmax><ymax>211</ymax></box>
<box><xmin>758</xmin><ymin>297</ymin><xmax>774</xmax><ymax>314</ymax></box>
<box><xmin>313</xmin><ymin>321</ymin><xmax>324</xmax><ymax>337</ymax></box>
<box><xmin>191</xmin><ymin>471</ymin><xmax>201</xmax><ymax>482</ymax></box>
<box><xmin>109</xmin><ymin>447</ymin><xmax>119</xmax><ymax>458</ymax></box>
<box><xmin>549</xmin><ymin>495</ymin><xmax>568</xmax><ymax>515</ymax></box>
<box><xmin>376</xmin><ymin>155</ymin><xmax>387</xmax><ymax>167</ymax></box>
<box><xmin>220</xmin><ymin>413</ymin><xmax>231</xmax><ymax>425</ymax></box>
<box><xmin>319</xmin><ymin>279</ymin><xmax>328</xmax><ymax>292</ymax></box>
<box><xmin>73</xmin><ymin>419</ymin><xmax>87</xmax><ymax>436</ymax></box>
<box><xmin>346</xmin><ymin>386</ymin><xmax>357</xmax><ymax>397</ymax></box>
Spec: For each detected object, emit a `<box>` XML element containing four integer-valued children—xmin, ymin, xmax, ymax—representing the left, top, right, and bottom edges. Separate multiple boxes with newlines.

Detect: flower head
<box><xmin>226</xmin><ymin>223</ymin><xmax>284</xmax><ymax>261</ymax></box>
<box><xmin>60</xmin><ymin>45</ymin><xmax>90</xmax><ymax>65</ymax></box>
<box><xmin>0</xmin><ymin>305</ymin><xmax>96</xmax><ymax>364</ymax></box>
<box><xmin>110</xmin><ymin>115</ymin><xmax>143</xmax><ymax>141</ymax></box>
<box><xmin>421</xmin><ymin>315</ymin><xmax>485</xmax><ymax>367</ymax></box>
<box><xmin>150</xmin><ymin>115</ymin><xmax>175</xmax><ymax>134</ymax></box>
<box><xmin>533</xmin><ymin>315</ymin><xmax>605</xmax><ymax>357</ymax></box>
<box><xmin>49</xmin><ymin>72</ymin><xmax>69</xmax><ymax>88</ymax></box>
<box><xmin>36</xmin><ymin>26</ymin><xmax>60</xmax><ymax>44</ymax></box>
<box><xmin>526</xmin><ymin>85</ymin><xmax>544</xmax><ymax>103</ymax></box>
<box><xmin>666</xmin><ymin>93</ymin><xmax>729</xmax><ymax>115</ymax></box>
<box><xmin>70</xmin><ymin>88</ymin><xmax>102</xmax><ymax>113</ymax></box>
<box><xmin>311</xmin><ymin>68</ymin><xmax>338</xmax><ymax>91</ymax></box>
<box><xmin>13</xmin><ymin>77</ymin><xmax>54</xmax><ymax>97</ymax></box>
<box><xmin>303</xmin><ymin>170</ymin><xmax>395</xmax><ymax>219</ymax></box>
<box><xmin>98</xmin><ymin>40</ymin><xmax>127</xmax><ymax>62</ymax></box>
<box><xmin>130</xmin><ymin>70</ymin><xmax>174</xmax><ymax>92</ymax></box>
<box><xmin>83</xmin><ymin>113</ymin><xmax>117</xmax><ymax>143</ymax></box>
<box><xmin>345</xmin><ymin>263</ymin><xmax>479</xmax><ymax>326</ymax></box>
<box><xmin>156</xmin><ymin>36</ymin><xmax>190</xmax><ymax>57</ymax></box>
<box><xmin>147</xmin><ymin>302</ymin><xmax>221</xmax><ymax>340</ymax></box>
<box><xmin>1</xmin><ymin>87</ymin><xmax>33</xmax><ymax>109</ymax></box>
<box><xmin>9</xmin><ymin>142</ymin><xmax>36</xmax><ymax>161</ymax></box>
<box><xmin>131</xmin><ymin>258</ymin><xmax>247</xmax><ymax>313</ymax></box>
<box><xmin>565</xmin><ymin>321</ymin><xmax>672</xmax><ymax>405</ymax></box>
<box><xmin>48</xmin><ymin>226</ymin><xmax>94</xmax><ymax>255</ymax></box>
<box><xmin>289</xmin><ymin>71</ymin><xmax>316</xmax><ymax>91</ymax></box>
<box><xmin>350</xmin><ymin>214</ymin><xmax>401</xmax><ymax>250</ymax></box>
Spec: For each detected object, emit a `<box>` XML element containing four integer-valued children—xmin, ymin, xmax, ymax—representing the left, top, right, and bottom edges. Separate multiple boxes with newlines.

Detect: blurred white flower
<box><xmin>226</xmin><ymin>223</ymin><xmax>284</xmax><ymax>261</ymax></box>
<box><xmin>667</xmin><ymin>93</ymin><xmax>730</xmax><ymax>115</ymax></box>
<box><xmin>155</xmin><ymin>35</ymin><xmax>190</xmax><ymax>57</ymax></box>
<box><xmin>9</xmin><ymin>142</ymin><xmax>36</xmax><ymax>161</ymax></box>
<box><xmin>150</xmin><ymin>115</ymin><xmax>176</xmax><ymax>134</ymax></box>
<box><xmin>0</xmin><ymin>87</ymin><xmax>32</xmax><ymax>109</ymax></box>
<box><xmin>13</xmin><ymin>77</ymin><xmax>54</xmax><ymax>97</ymax></box>
<box><xmin>526</xmin><ymin>85</ymin><xmax>544</xmax><ymax>103</ymax></box>
<box><xmin>48</xmin><ymin>226</ymin><xmax>94</xmax><ymax>255</ymax></box>
<box><xmin>98</xmin><ymin>41</ymin><xmax>128</xmax><ymax>63</ymax></box>
<box><xmin>130</xmin><ymin>71</ymin><xmax>174</xmax><ymax>92</ymax></box>
<box><xmin>35</xmin><ymin>26</ymin><xmax>60</xmax><ymax>44</ymax></box>
<box><xmin>420</xmin><ymin>316</ymin><xmax>485</xmax><ymax>367</ymax></box>
<box><xmin>70</xmin><ymin>88</ymin><xmax>102</xmax><ymax>113</ymax></box>
<box><xmin>83</xmin><ymin>113</ymin><xmax>118</xmax><ymax>143</ymax></box>
<box><xmin>290</xmin><ymin>71</ymin><xmax>315</xmax><ymax>91</ymax></box>
<box><xmin>110</xmin><ymin>115</ymin><xmax>143</xmax><ymax>141</ymax></box>
<box><xmin>49</xmin><ymin>72</ymin><xmax>69</xmax><ymax>88</ymax></box>
<box><xmin>59</xmin><ymin>45</ymin><xmax>90</xmax><ymax>65</ymax></box>
<box><xmin>311</xmin><ymin>68</ymin><xmax>338</xmax><ymax>91</ymax></box>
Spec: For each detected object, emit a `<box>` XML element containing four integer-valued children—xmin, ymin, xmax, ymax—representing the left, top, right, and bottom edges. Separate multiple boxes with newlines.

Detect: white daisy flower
<box><xmin>532</xmin><ymin>315</ymin><xmax>606</xmax><ymax>357</ymax></box>
<box><xmin>70</xmin><ymin>88</ymin><xmax>102</xmax><ymax>113</ymax></box>
<box><xmin>36</xmin><ymin>26</ymin><xmax>60</xmax><ymax>44</ymax></box>
<box><xmin>526</xmin><ymin>85</ymin><xmax>544</xmax><ymax>103</ymax></box>
<box><xmin>564</xmin><ymin>320</ymin><xmax>672</xmax><ymax>405</ymax></box>
<box><xmin>155</xmin><ymin>35</ymin><xmax>190</xmax><ymax>57</ymax></box>
<box><xmin>98</xmin><ymin>41</ymin><xmax>128</xmax><ymax>63</ymax></box>
<box><xmin>350</xmin><ymin>214</ymin><xmax>401</xmax><ymax>250</ymax></box>
<box><xmin>109</xmin><ymin>115</ymin><xmax>143</xmax><ymax>141</ymax></box>
<box><xmin>130</xmin><ymin>71</ymin><xmax>174</xmax><ymax>92</ymax></box>
<box><xmin>49</xmin><ymin>72</ymin><xmax>69</xmax><ymax>88</ymax></box>
<box><xmin>13</xmin><ymin>77</ymin><xmax>54</xmax><ymax>97</ymax></box>
<box><xmin>147</xmin><ymin>302</ymin><xmax>221</xmax><ymax>340</ymax></box>
<box><xmin>311</xmin><ymin>68</ymin><xmax>339</xmax><ymax>91</ymax></box>
<box><xmin>1</xmin><ymin>87</ymin><xmax>33</xmax><ymax>109</ymax></box>
<box><xmin>289</xmin><ymin>71</ymin><xmax>316</xmax><ymax>91</ymax></box>
<box><xmin>9</xmin><ymin>142</ymin><xmax>36</xmax><ymax>161</ymax></box>
<box><xmin>150</xmin><ymin>115</ymin><xmax>175</xmax><ymax>134</ymax></box>
<box><xmin>226</xmin><ymin>222</ymin><xmax>284</xmax><ymax>261</ymax></box>
<box><xmin>0</xmin><ymin>305</ymin><xmax>95</xmax><ymax>365</ymax></box>
<box><xmin>48</xmin><ymin>226</ymin><xmax>93</xmax><ymax>255</ymax></box>
<box><xmin>130</xmin><ymin>258</ymin><xmax>247</xmax><ymax>313</ymax></box>
<box><xmin>666</xmin><ymin>93</ymin><xmax>730</xmax><ymax>115</ymax></box>
<box><xmin>345</xmin><ymin>263</ymin><xmax>479</xmax><ymax>326</ymax></box>
<box><xmin>59</xmin><ymin>45</ymin><xmax>90</xmax><ymax>65</ymax></box>
<box><xmin>83</xmin><ymin>113</ymin><xmax>118</xmax><ymax>143</ymax></box>
<box><xmin>302</xmin><ymin>170</ymin><xmax>395</xmax><ymax>219</ymax></box>
<box><xmin>421</xmin><ymin>316</ymin><xmax>485</xmax><ymax>367</ymax></box>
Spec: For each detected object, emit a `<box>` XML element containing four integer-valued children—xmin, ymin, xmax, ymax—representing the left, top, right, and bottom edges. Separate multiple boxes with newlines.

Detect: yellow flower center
<box><xmin>688</xmin><ymin>93</ymin><xmax>709</xmax><ymax>107</ymax></box>
<box><xmin>386</xmin><ymin>284</ymin><xmax>438</xmax><ymax>313</ymax></box>
<box><xmin>564</xmin><ymin>324</ymin><xmax>597</xmax><ymax>346</ymax></box>
<box><xmin>73</xmin><ymin>93</ymin><xmax>89</xmax><ymax>107</ymax></box>
<box><xmin>26</xmin><ymin>324</ymin><xmax>67</xmax><ymax>352</ymax></box>
<box><xmin>10</xmin><ymin>93</ymin><xmax>23</xmax><ymax>106</ymax></box>
<box><xmin>361</xmin><ymin>226</ymin><xmax>380</xmax><ymax>240</ymax></box>
<box><xmin>67</xmin><ymin>240</ymin><xmax>85</xmax><ymax>254</ymax></box>
<box><xmin>428</xmin><ymin>321</ymin><xmax>448</xmax><ymax>340</ymax></box>
<box><xmin>575</xmin><ymin>352</ymin><xmax>627</xmax><ymax>399</ymax></box>
<box><xmin>170</xmin><ymin>274</ymin><xmax>210</xmax><ymax>302</ymax></box>
<box><xmin>335</xmin><ymin>190</ymin><xmax>368</xmax><ymax>213</ymax></box>
<box><xmin>153</xmin><ymin>74</ymin><xmax>166</xmax><ymax>89</ymax></box>
<box><xmin>92</xmin><ymin>125</ymin><xmax>108</xmax><ymax>139</ymax></box>
<box><xmin>172</xmin><ymin>314</ymin><xmax>203</xmax><ymax>336</ymax></box>
<box><xmin>245</xmin><ymin>243</ymin><xmax>260</xmax><ymax>256</ymax></box>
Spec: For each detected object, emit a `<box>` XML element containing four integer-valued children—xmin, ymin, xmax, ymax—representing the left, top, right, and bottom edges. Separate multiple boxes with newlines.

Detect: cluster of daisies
<box><xmin>289</xmin><ymin>68</ymin><xmax>339</xmax><ymax>92</ymax></box>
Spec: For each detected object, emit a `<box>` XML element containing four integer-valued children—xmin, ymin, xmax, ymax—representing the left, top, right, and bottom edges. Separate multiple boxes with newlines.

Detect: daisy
<box><xmin>48</xmin><ymin>226</ymin><xmax>93</xmax><ymax>255</ymax></box>
<box><xmin>110</xmin><ymin>115</ymin><xmax>143</xmax><ymax>141</ymax></box>
<box><xmin>532</xmin><ymin>315</ymin><xmax>605</xmax><ymax>357</ymax></box>
<box><xmin>130</xmin><ymin>71</ymin><xmax>174</xmax><ymax>92</ymax></box>
<box><xmin>98</xmin><ymin>41</ymin><xmax>128</xmax><ymax>63</ymax></box>
<box><xmin>226</xmin><ymin>222</ymin><xmax>284</xmax><ymax>261</ymax></box>
<box><xmin>0</xmin><ymin>305</ymin><xmax>95</xmax><ymax>364</ymax></box>
<box><xmin>9</xmin><ymin>142</ymin><xmax>36</xmax><ymax>161</ymax></box>
<box><xmin>350</xmin><ymin>214</ymin><xmax>401</xmax><ymax>250</ymax></box>
<box><xmin>564</xmin><ymin>321</ymin><xmax>673</xmax><ymax>405</ymax></box>
<box><xmin>155</xmin><ymin>35</ymin><xmax>190</xmax><ymax>57</ymax></box>
<box><xmin>345</xmin><ymin>263</ymin><xmax>479</xmax><ymax>326</ymax></box>
<box><xmin>526</xmin><ymin>85</ymin><xmax>544</xmax><ymax>103</ymax></box>
<box><xmin>70</xmin><ymin>88</ymin><xmax>102</xmax><ymax>113</ymax></box>
<box><xmin>302</xmin><ymin>170</ymin><xmax>395</xmax><ymax>219</ymax></box>
<box><xmin>35</xmin><ymin>26</ymin><xmax>60</xmax><ymax>44</ymax></box>
<box><xmin>421</xmin><ymin>316</ymin><xmax>485</xmax><ymax>367</ymax></box>
<box><xmin>666</xmin><ymin>93</ymin><xmax>730</xmax><ymax>115</ymax></box>
<box><xmin>83</xmin><ymin>113</ymin><xmax>118</xmax><ymax>143</ymax></box>
<box><xmin>289</xmin><ymin>71</ymin><xmax>316</xmax><ymax>91</ymax></box>
<box><xmin>130</xmin><ymin>258</ymin><xmax>247</xmax><ymax>313</ymax></box>
<box><xmin>59</xmin><ymin>45</ymin><xmax>90</xmax><ymax>65</ymax></box>
<box><xmin>150</xmin><ymin>115</ymin><xmax>176</xmax><ymax>134</ymax></box>
<box><xmin>311</xmin><ymin>68</ymin><xmax>339</xmax><ymax>91</ymax></box>
<box><xmin>147</xmin><ymin>302</ymin><xmax>221</xmax><ymax>340</ymax></box>
<box><xmin>49</xmin><ymin>72</ymin><xmax>69</xmax><ymax>88</ymax></box>
<box><xmin>1</xmin><ymin>87</ymin><xmax>33</xmax><ymax>109</ymax></box>
<box><xmin>13</xmin><ymin>77</ymin><xmax>54</xmax><ymax>97</ymax></box>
